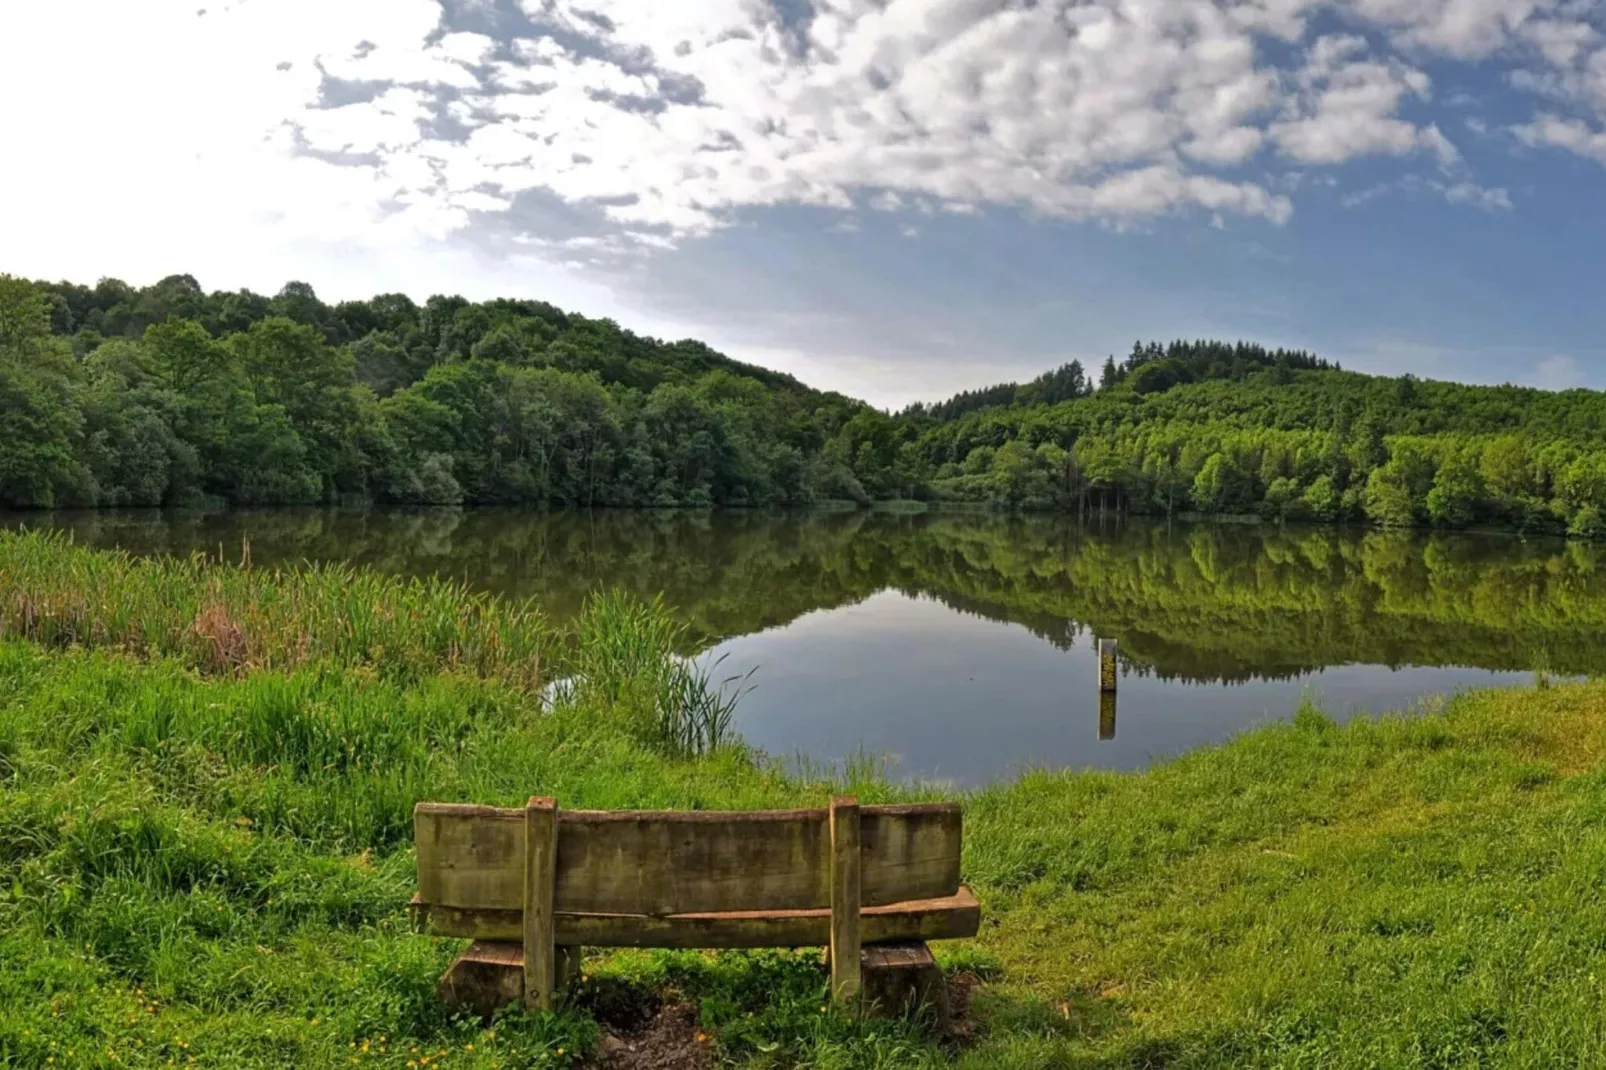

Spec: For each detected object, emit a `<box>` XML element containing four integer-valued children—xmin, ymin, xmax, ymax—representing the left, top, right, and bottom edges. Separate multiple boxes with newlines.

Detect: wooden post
<box><xmin>1097</xmin><ymin>638</ymin><xmax>1118</xmax><ymax>693</ymax></box>
<box><xmin>523</xmin><ymin>796</ymin><xmax>558</xmax><ymax>1012</ymax></box>
<box><xmin>1098</xmin><ymin>690</ymin><xmax>1117</xmax><ymax>740</ymax></box>
<box><xmin>828</xmin><ymin>795</ymin><xmax>862</xmax><ymax>1003</ymax></box>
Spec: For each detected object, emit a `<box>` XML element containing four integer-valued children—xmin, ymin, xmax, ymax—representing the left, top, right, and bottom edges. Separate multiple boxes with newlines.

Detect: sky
<box><xmin>3</xmin><ymin>0</ymin><xmax>1606</xmax><ymax>409</ymax></box>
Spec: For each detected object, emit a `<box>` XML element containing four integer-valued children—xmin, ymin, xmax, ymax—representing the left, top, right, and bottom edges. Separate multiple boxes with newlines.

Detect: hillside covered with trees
<box><xmin>3</xmin><ymin>272</ymin><xmax>1604</xmax><ymax>538</ymax></box>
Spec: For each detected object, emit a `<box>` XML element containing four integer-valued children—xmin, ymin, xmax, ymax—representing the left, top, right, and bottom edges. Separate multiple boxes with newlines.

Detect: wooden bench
<box><xmin>410</xmin><ymin>795</ymin><xmax>980</xmax><ymax>1017</ymax></box>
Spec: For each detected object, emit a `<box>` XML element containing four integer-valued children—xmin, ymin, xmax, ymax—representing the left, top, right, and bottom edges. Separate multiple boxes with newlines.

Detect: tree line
<box><xmin>895</xmin><ymin>363</ymin><xmax>1606</xmax><ymax>538</ymax></box>
<box><xmin>3</xmin><ymin>271</ymin><xmax>1604</xmax><ymax>538</ymax></box>
<box><xmin>0</xmin><ymin>273</ymin><xmax>870</xmax><ymax>509</ymax></box>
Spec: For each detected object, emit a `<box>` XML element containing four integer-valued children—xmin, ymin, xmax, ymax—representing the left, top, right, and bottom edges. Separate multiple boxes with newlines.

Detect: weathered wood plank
<box><xmin>555</xmin><ymin>807</ymin><xmax>828</xmax><ymax>916</ymax></box>
<box><xmin>414</xmin><ymin>802</ymin><xmax>961</xmax><ymax>916</ymax></box>
<box><xmin>829</xmin><ymin>796</ymin><xmax>862</xmax><ymax>1001</ymax></box>
<box><xmin>860</xmin><ymin>806</ymin><xmax>961</xmax><ymax>907</ymax></box>
<box><xmin>410</xmin><ymin>888</ymin><xmax>982</xmax><ymax>948</ymax></box>
<box><xmin>416</xmin><ymin>804</ymin><xmax>524</xmax><ymax>911</ymax></box>
<box><xmin>522</xmin><ymin>797</ymin><xmax>557</xmax><ymax>1012</ymax></box>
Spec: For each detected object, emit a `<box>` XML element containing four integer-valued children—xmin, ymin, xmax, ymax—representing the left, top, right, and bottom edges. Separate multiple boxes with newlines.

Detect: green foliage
<box><xmin>4</xmin><ymin>274</ymin><xmax>868</xmax><ymax>510</ymax></box>
<box><xmin>903</xmin><ymin>345</ymin><xmax>1606</xmax><ymax>535</ymax></box>
<box><xmin>12</xmin><ymin>272</ymin><xmax>1606</xmax><ymax>537</ymax></box>
<box><xmin>1192</xmin><ymin>451</ymin><xmax>1251</xmax><ymax>513</ymax></box>
<box><xmin>1426</xmin><ymin>454</ymin><xmax>1485</xmax><ymax>528</ymax></box>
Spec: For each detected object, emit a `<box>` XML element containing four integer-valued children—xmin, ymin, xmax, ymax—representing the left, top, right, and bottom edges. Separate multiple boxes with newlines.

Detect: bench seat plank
<box><xmin>411</xmin><ymin>887</ymin><xmax>981</xmax><ymax>949</ymax></box>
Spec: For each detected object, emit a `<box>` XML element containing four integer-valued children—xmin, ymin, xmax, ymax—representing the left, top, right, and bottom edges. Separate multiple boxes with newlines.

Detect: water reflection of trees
<box><xmin>8</xmin><ymin>508</ymin><xmax>1606</xmax><ymax>683</ymax></box>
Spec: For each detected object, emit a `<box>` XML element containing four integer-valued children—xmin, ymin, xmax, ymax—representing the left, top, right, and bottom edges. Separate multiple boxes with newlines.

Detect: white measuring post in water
<box><xmin>1097</xmin><ymin>638</ymin><xmax>1119</xmax><ymax>693</ymax></box>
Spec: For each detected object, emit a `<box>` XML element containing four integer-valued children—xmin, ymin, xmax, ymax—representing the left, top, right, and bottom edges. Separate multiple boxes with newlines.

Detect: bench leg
<box><xmin>438</xmin><ymin>941</ymin><xmax>525</xmax><ymax>1018</ymax></box>
<box><xmin>556</xmin><ymin>945</ymin><xmax>582</xmax><ymax>992</ymax></box>
<box><xmin>860</xmin><ymin>942</ymin><xmax>949</xmax><ymax>1028</ymax></box>
<box><xmin>437</xmin><ymin>942</ymin><xmax>583</xmax><ymax>1019</ymax></box>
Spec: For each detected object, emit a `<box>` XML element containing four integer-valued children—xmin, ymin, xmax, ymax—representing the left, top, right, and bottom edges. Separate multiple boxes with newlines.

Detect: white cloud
<box><xmin>1350</xmin><ymin>0</ymin><xmax>1542</xmax><ymax>59</ymax></box>
<box><xmin>0</xmin><ymin>0</ymin><xmax>1590</xmax><ymax>274</ymax></box>
<box><xmin>1514</xmin><ymin>113</ymin><xmax>1606</xmax><ymax>159</ymax></box>
<box><xmin>1441</xmin><ymin>180</ymin><xmax>1515</xmax><ymax>209</ymax></box>
<box><xmin>1270</xmin><ymin>35</ymin><xmax>1459</xmax><ymax>165</ymax></box>
<box><xmin>1520</xmin><ymin>16</ymin><xmax>1599</xmax><ymax>67</ymax></box>
<box><xmin>1499</xmin><ymin>9</ymin><xmax>1606</xmax><ymax>170</ymax></box>
<box><xmin>1534</xmin><ymin>353</ymin><xmax>1582</xmax><ymax>389</ymax></box>
<box><xmin>1341</xmin><ymin>173</ymin><xmax>1513</xmax><ymax>208</ymax></box>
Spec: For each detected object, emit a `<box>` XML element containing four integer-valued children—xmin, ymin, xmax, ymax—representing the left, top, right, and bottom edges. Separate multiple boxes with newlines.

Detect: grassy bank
<box><xmin>3</xmin><ymin>534</ymin><xmax>1606</xmax><ymax>1067</ymax></box>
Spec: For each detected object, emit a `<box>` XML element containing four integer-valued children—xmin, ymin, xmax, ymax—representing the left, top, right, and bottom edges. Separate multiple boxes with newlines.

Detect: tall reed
<box><xmin>0</xmin><ymin>529</ymin><xmax>548</xmax><ymax>689</ymax></box>
<box><xmin>564</xmin><ymin>590</ymin><xmax>755</xmax><ymax>758</ymax></box>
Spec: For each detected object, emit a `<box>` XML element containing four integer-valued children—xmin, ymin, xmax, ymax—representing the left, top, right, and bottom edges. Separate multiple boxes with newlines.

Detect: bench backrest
<box><xmin>415</xmin><ymin>800</ymin><xmax>962</xmax><ymax>917</ymax></box>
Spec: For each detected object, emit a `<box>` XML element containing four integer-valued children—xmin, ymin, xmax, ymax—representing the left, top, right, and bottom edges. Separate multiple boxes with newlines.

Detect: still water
<box><xmin>4</xmin><ymin>508</ymin><xmax>1600</xmax><ymax>785</ymax></box>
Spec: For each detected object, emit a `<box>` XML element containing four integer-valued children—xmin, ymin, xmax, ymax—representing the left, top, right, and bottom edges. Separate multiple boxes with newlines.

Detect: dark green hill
<box><xmin>2</xmin><ymin>271</ymin><xmax>1604</xmax><ymax>537</ymax></box>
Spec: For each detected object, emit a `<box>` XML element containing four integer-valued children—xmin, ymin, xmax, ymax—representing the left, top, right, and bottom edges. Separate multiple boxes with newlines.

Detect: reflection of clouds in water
<box><xmin>713</xmin><ymin>590</ymin><xmax>1543</xmax><ymax>783</ymax></box>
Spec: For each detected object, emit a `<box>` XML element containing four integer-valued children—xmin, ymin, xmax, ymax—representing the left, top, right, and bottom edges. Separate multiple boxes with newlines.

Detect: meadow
<box><xmin>3</xmin><ymin>530</ymin><xmax>1606</xmax><ymax>1068</ymax></box>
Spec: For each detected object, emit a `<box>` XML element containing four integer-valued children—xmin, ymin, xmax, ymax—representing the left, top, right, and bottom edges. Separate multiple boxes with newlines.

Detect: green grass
<box><xmin>4</xmin><ymin>533</ymin><xmax>1606</xmax><ymax>1067</ymax></box>
<box><xmin>0</xmin><ymin>530</ymin><xmax>548</xmax><ymax>687</ymax></box>
<box><xmin>565</xmin><ymin>590</ymin><xmax>753</xmax><ymax>759</ymax></box>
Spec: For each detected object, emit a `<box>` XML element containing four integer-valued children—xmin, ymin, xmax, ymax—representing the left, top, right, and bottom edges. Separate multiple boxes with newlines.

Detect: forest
<box><xmin>3</xmin><ymin>271</ymin><xmax>1603</xmax><ymax>537</ymax></box>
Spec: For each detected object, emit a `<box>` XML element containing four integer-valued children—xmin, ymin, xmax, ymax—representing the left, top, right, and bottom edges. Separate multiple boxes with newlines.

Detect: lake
<box><xmin>4</xmin><ymin>507</ymin><xmax>1601</xmax><ymax>786</ymax></box>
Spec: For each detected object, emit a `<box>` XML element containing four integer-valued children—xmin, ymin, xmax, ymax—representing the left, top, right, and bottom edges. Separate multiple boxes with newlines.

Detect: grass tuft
<box><xmin>564</xmin><ymin>589</ymin><xmax>755</xmax><ymax>758</ymax></box>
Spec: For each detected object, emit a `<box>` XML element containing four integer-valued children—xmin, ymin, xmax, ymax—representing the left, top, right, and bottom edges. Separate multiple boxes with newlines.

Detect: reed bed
<box><xmin>0</xmin><ymin>529</ymin><xmax>548</xmax><ymax>689</ymax></box>
<box><xmin>565</xmin><ymin>589</ymin><xmax>754</xmax><ymax>758</ymax></box>
<box><xmin>0</xmin><ymin>530</ymin><xmax>752</xmax><ymax>760</ymax></box>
